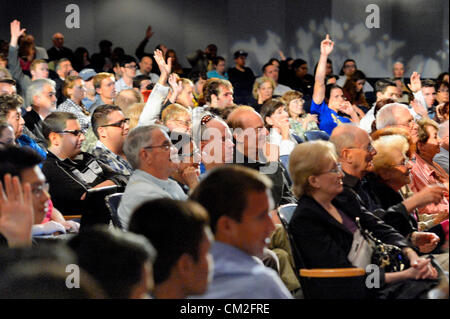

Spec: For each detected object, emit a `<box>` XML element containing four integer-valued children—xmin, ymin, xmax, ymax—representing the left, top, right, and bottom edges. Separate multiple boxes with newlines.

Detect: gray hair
<box><xmin>26</xmin><ymin>79</ymin><xmax>56</xmax><ymax>106</ymax></box>
<box><xmin>438</xmin><ymin>120</ymin><xmax>449</xmax><ymax>138</ymax></box>
<box><xmin>375</xmin><ymin>103</ymin><xmax>410</xmax><ymax>130</ymax></box>
<box><xmin>123</xmin><ymin>124</ymin><xmax>167</xmax><ymax>169</ymax></box>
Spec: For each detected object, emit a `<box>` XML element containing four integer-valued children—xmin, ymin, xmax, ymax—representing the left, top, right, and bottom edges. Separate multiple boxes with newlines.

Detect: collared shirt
<box><xmin>115</xmin><ymin>77</ymin><xmax>133</xmax><ymax>94</ymax></box>
<box><xmin>57</xmin><ymin>98</ymin><xmax>90</xmax><ymax>133</ymax></box>
<box><xmin>118</xmin><ymin>169</ymin><xmax>187</xmax><ymax>230</ymax></box>
<box><xmin>92</xmin><ymin>140</ymin><xmax>133</xmax><ymax>176</ymax></box>
<box><xmin>410</xmin><ymin>153</ymin><xmax>449</xmax><ymax>215</ymax></box>
<box><xmin>191</xmin><ymin>241</ymin><xmax>292</xmax><ymax>299</ymax></box>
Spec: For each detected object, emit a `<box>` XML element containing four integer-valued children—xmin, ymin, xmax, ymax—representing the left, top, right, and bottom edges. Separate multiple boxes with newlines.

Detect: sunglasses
<box><xmin>101</xmin><ymin>118</ymin><xmax>130</xmax><ymax>128</ymax></box>
<box><xmin>56</xmin><ymin>130</ymin><xmax>84</xmax><ymax>137</ymax></box>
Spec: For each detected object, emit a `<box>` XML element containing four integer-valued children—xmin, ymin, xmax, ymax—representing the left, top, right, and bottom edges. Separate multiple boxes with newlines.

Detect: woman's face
<box><xmin>382</xmin><ymin>151</ymin><xmax>413</xmax><ymax>189</ymax></box>
<box><xmin>312</xmin><ymin>159</ymin><xmax>344</xmax><ymax>197</ymax></box>
<box><xmin>355</xmin><ymin>79</ymin><xmax>365</xmax><ymax>93</ymax></box>
<box><xmin>258</xmin><ymin>81</ymin><xmax>274</xmax><ymax>102</ymax></box>
<box><xmin>267</xmin><ymin>106</ymin><xmax>289</xmax><ymax>129</ymax></box>
<box><xmin>418</xmin><ymin>125</ymin><xmax>441</xmax><ymax>158</ymax></box>
<box><xmin>69</xmin><ymin>79</ymin><xmax>86</xmax><ymax>102</ymax></box>
<box><xmin>328</xmin><ymin>88</ymin><xmax>346</xmax><ymax>110</ymax></box>
<box><xmin>288</xmin><ymin>98</ymin><xmax>305</xmax><ymax>117</ymax></box>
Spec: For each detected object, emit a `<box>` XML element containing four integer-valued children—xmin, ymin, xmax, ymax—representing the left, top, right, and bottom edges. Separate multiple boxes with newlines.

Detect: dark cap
<box><xmin>233</xmin><ymin>50</ymin><xmax>248</xmax><ymax>59</ymax></box>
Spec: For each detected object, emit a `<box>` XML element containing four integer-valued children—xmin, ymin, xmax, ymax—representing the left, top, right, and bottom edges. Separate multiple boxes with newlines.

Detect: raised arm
<box><xmin>135</xmin><ymin>25</ymin><xmax>154</xmax><ymax>60</ymax></box>
<box><xmin>8</xmin><ymin>20</ymin><xmax>31</xmax><ymax>91</ymax></box>
<box><xmin>312</xmin><ymin>34</ymin><xmax>334</xmax><ymax>105</ymax></box>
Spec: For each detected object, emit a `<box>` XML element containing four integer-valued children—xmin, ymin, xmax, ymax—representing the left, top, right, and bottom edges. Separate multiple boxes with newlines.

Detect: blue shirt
<box><xmin>192</xmin><ymin>241</ymin><xmax>292</xmax><ymax>299</ymax></box>
<box><xmin>207</xmin><ymin>70</ymin><xmax>229</xmax><ymax>80</ymax></box>
<box><xmin>310</xmin><ymin>100</ymin><xmax>351</xmax><ymax>135</ymax></box>
<box><xmin>17</xmin><ymin>134</ymin><xmax>47</xmax><ymax>164</ymax></box>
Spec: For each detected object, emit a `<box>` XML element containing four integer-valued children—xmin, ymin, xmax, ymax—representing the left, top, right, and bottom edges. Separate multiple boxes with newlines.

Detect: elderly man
<box><xmin>91</xmin><ymin>104</ymin><xmax>133</xmax><ymax>177</ymax></box>
<box><xmin>330</xmin><ymin>124</ymin><xmax>445</xmax><ymax>253</ymax></box>
<box><xmin>434</xmin><ymin>120</ymin><xmax>449</xmax><ymax>173</ymax></box>
<box><xmin>23</xmin><ymin>79</ymin><xmax>57</xmax><ymax>148</ymax></box>
<box><xmin>42</xmin><ymin>112</ymin><xmax>127</xmax><ymax>215</ymax></box>
<box><xmin>47</xmin><ymin>32</ymin><xmax>74</xmax><ymax>63</ymax></box>
<box><xmin>263</xmin><ymin>62</ymin><xmax>292</xmax><ymax>96</ymax></box>
<box><xmin>54</xmin><ymin>58</ymin><xmax>75</xmax><ymax>105</ymax></box>
<box><xmin>190</xmin><ymin>165</ymin><xmax>292</xmax><ymax>299</ymax></box>
<box><xmin>376</xmin><ymin>102</ymin><xmax>420</xmax><ymax>144</ymax></box>
<box><xmin>117</xmin><ymin>125</ymin><xmax>187</xmax><ymax>229</ymax></box>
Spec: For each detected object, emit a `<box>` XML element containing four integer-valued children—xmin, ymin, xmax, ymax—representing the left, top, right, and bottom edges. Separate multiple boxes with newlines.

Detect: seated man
<box><xmin>91</xmin><ymin>104</ymin><xmax>133</xmax><ymax>177</ymax></box>
<box><xmin>129</xmin><ymin>199</ymin><xmax>213</xmax><ymax>299</ymax></box>
<box><xmin>118</xmin><ymin>125</ymin><xmax>187</xmax><ymax>229</ymax></box>
<box><xmin>190</xmin><ymin>165</ymin><xmax>292</xmax><ymax>299</ymax></box>
<box><xmin>41</xmin><ymin>112</ymin><xmax>128</xmax><ymax>215</ymax></box>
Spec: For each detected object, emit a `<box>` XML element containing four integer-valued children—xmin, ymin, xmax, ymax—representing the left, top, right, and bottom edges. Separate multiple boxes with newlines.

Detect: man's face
<box><xmin>202</xmin><ymin>119</ymin><xmax>234</xmax><ymax>164</ymax></box>
<box><xmin>184</xmin><ymin>227</ymin><xmax>214</xmax><ymax>295</ymax></box>
<box><xmin>139</xmin><ymin>57</ymin><xmax>153</xmax><ymax>75</ymax></box>
<box><xmin>84</xmin><ymin>78</ymin><xmax>95</xmax><ymax>96</ymax></box>
<box><xmin>235</xmin><ymin>56</ymin><xmax>246</xmax><ymax>67</ymax></box>
<box><xmin>215</xmin><ymin>60</ymin><xmax>226</xmax><ymax>74</ymax></box>
<box><xmin>121</xmin><ymin>62</ymin><xmax>137</xmax><ymax>79</ymax></box>
<box><xmin>31</xmin><ymin>63</ymin><xmax>49</xmax><ymax>80</ymax></box>
<box><xmin>99</xmin><ymin>110</ymin><xmax>129</xmax><ymax>149</ymax></box>
<box><xmin>377</xmin><ymin>86</ymin><xmax>399</xmax><ymax>102</ymax></box>
<box><xmin>20</xmin><ymin>165</ymin><xmax>50</xmax><ymax>224</ymax></box>
<box><xmin>53</xmin><ymin>33</ymin><xmax>64</xmax><ymax>48</ymax></box>
<box><xmin>393</xmin><ymin>63</ymin><xmax>404</xmax><ymax>78</ymax></box>
<box><xmin>6</xmin><ymin>108</ymin><xmax>24</xmax><ymax>137</ymax></box>
<box><xmin>58</xmin><ymin>61</ymin><xmax>73</xmax><ymax>78</ymax></box>
<box><xmin>145</xmin><ymin>129</ymin><xmax>178</xmax><ymax>177</ymax></box>
<box><xmin>214</xmin><ymin>85</ymin><xmax>234</xmax><ymax>109</ymax></box>
<box><xmin>393</xmin><ymin>108</ymin><xmax>419</xmax><ymax>144</ymax></box>
<box><xmin>0</xmin><ymin>83</ymin><xmax>16</xmax><ymax>95</ymax></box>
<box><xmin>264</xmin><ymin>65</ymin><xmax>279</xmax><ymax>83</ymax></box>
<box><xmin>422</xmin><ymin>87</ymin><xmax>436</xmax><ymax>107</ymax></box>
<box><xmin>34</xmin><ymin>84</ymin><xmax>57</xmax><ymax>112</ymax></box>
<box><xmin>57</xmin><ymin>119</ymin><xmax>85</xmax><ymax>159</ymax></box>
<box><xmin>98</xmin><ymin>77</ymin><xmax>116</xmax><ymax>100</ymax></box>
<box><xmin>235</xmin><ymin>111</ymin><xmax>268</xmax><ymax>156</ymax></box>
<box><xmin>228</xmin><ymin>190</ymin><xmax>275</xmax><ymax>257</ymax></box>
<box><xmin>177</xmin><ymin>84</ymin><xmax>194</xmax><ymax>107</ymax></box>
<box><xmin>344</xmin><ymin>130</ymin><xmax>377</xmax><ymax>178</ymax></box>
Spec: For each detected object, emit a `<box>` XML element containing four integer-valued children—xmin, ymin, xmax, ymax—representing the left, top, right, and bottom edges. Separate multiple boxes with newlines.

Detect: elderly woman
<box><xmin>250</xmin><ymin>76</ymin><xmax>276</xmax><ymax>113</ymax></box>
<box><xmin>410</xmin><ymin>118</ymin><xmax>449</xmax><ymax>218</ymax></box>
<box><xmin>288</xmin><ymin>140</ymin><xmax>438</xmax><ymax>299</ymax></box>
<box><xmin>57</xmin><ymin>75</ymin><xmax>90</xmax><ymax>133</ymax></box>
<box><xmin>161</xmin><ymin>103</ymin><xmax>192</xmax><ymax>134</ymax></box>
<box><xmin>282</xmin><ymin>90</ymin><xmax>319</xmax><ymax>140</ymax></box>
<box><xmin>260</xmin><ymin>98</ymin><xmax>298</xmax><ymax>157</ymax></box>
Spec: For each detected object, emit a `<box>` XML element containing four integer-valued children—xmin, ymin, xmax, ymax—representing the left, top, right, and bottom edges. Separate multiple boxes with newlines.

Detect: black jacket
<box><xmin>23</xmin><ymin>109</ymin><xmax>47</xmax><ymax>150</ymax></box>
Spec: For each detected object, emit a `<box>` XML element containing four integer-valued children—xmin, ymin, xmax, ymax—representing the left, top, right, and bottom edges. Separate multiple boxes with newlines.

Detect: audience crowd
<box><xmin>0</xmin><ymin>20</ymin><xmax>448</xmax><ymax>299</ymax></box>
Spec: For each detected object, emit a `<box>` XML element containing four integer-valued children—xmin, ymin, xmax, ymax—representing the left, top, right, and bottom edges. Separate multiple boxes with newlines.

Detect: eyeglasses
<box><xmin>348</xmin><ymin>142</ymin><xmax>375</xmax><ymax>153</ymax></box>
<box><xmin>391</xmin><ymin>158</ymin><xmax>410</xmax><ymax>168</ymax></box>
<box><xmin>318</xmin><ymin>163</ymin><xmax>343</xmax><ymax>175</ymax></box>
<box><xmin>143</xmin><ymin>142</ymin><xmax>174</xmax><ymax>151</ymax></box>
<box><xmin>56</xmin><ymin>130</ymin><xmax>84</xmax><ymax>137</ymax></box>
<box><xmin>101</xmin><ymin>118</ymin><xmax>130</xmax><ymax>128</ymax></box>
<box><xmin>174</xmin><ymin>119</ymin><xmax>192</xmax><ymax>127</ymax></box>
<box><xmin>124</xmin><ymin>64</ymin><xmax>137</xmax><ymax>69</ymax></box>
<box><xmin>31</xmin><ymin>182</ymin><xmax>49</xmax><ymax>198</ymax></box>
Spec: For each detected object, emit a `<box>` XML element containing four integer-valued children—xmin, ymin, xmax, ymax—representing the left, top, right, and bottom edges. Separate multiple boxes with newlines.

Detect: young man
<box><xmin>115</xmin><ymin>55</ymin><xmax>138</xmax><ymax>94</ymax></box>
<box><xmin>228</xmin><ymin>50</ymin><xmax>255</xmax><ymax>105</ymax></box>
<box><xmin>89</xmin><ymin>72</ymin><xmax>116</xmax><ymax>112</ymax></box>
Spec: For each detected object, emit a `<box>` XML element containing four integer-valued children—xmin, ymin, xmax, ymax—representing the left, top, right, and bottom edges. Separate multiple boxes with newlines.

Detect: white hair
<box><xmin>26</xmin><ymin>78</ymin><xmax>56</xmax><ymax>106</ymax></box>
<box><xmin>376</xmin><ymin>103</ymin><xmax>410</xmax><ymax>130</ymax></box>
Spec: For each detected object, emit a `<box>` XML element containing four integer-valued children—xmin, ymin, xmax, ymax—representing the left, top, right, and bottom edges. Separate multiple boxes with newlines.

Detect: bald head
<box><xmin>227</xmin><ymin>106</ymin><xmax>262</xmax><ymax>130</ymax></box>
<box><xmin>52</xmin><ymin>33</ymin><xmax>64</xmax><ymax>49</ymax></box>
<box><xmin>330</xmin><ymin>124</ymin><xmax>366</xmax><ymax>156</ymax></box>
<box><xmin>115</xmin><ymin>89</ymin><xmax>143</xmax><ymax>113</ymax></box>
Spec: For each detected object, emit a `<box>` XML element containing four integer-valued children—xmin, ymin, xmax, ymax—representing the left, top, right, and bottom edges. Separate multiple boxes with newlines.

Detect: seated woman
<box><xmin>342</xmin><ymin>69</ymin><xmax>369</xmax><ymax>116</ymax></box>
<box><xmin>282</xmin><ymin>90</ymin><xmax>319</xmax><ymax>140</ymax></box>
<box><xmin>410</xmin><ymin>118</ymin><xmax>449</xmax><ymax>218</ymax></box>
<box><xmin>57</xmin><ymin>75</ymin><xmax>90</xmax><ymax>133</ymax></box>
<box><xmin>311</xmin><ymin>35</ymin><xmax>360</xmax><ymax>135</ymax></box>
<box><xmin>369</xmin><ymin>134</ymin><xmax>447</xmax><ymax>255</ymax></box>
<box><xmin>260</xmin><ymin>98</ymin><xmax>298</xmax><ymax>157</ymax></box>
<box><xmin>250</xmin><ymin>76</ymin><xmax>276</xmax><ymax>113</ymax></box>
<box><xmin>288</xmin><ymin>140</ymin><xmax>439</xmax><ymax>299</ymax></box>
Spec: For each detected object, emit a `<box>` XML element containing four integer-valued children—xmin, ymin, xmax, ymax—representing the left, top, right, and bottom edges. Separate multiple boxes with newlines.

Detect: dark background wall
<box><xmin>1</xmin><ymin>0</ymin><xmax>448</xmax><ymax>78</ymax></box>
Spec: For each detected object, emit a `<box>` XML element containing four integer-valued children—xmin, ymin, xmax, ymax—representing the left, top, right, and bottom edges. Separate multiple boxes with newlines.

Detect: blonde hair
<box><xmin>289</xmin><ymin>141</ymin><xmax>338</xmax><ymax>197</ymax></box>
<box><xmin>93</xmin><ymin>72</ymin><xmax>114</xmax><ymax>90</ymax></box>
<box><xmin>62</xmin><ymin>75</ymin><xmax>82</xmax><ymax>98</ymax></box>
<box><xmin>124</xmin><ymin>102</ymin><xmax>145</xmax><ymax>130</ymax></box>
<box><xmin>282</xmin><ymin>90</ymin><xmax>304</xmax><ymax>117</ymax></box>
<box><xmin>161</xmin><ymin>103</ymin><xmax>190</xmax><ymax>124</ymax></box>
<box><xmin>372</xmin><ymin>135</ymin><xmax>409</xmax><ymax>174</ymax></box>
<box><xmin>252</xmin><ymin>76</ymin><xmax>275</xmax><ymax>99</ymax></box>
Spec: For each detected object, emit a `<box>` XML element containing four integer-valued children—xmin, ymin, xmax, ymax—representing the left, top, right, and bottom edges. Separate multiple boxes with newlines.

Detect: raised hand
<box><xmin>10</xmin><ymin>20</ymin><xmax>26</xmax><ymax>47</ymax></box>
<box><xmin>168</xmin><ymin>73</ymin><xmax>183</xmax><ymax>103</ymax></box>
<box><xmin>154</xmin><ymin>49</ymin><xmax>171</xmax><ymax>75</ymax></box>
<box><xmin>408</xmin><ymin>72</ymin><xmax>422</xmax><ymax>93</ymax></box>
<box><xmin>320</xmin><ymin>34</ymin><xmax>334</xmax><ymax>56</ymax></box>
<box><xmin>145</xmin><ymin>25</ymin><xmax>154</xmax><ymax>39</ymax></box>
<box><xmin>0</xmin><ymin>174</ymin><xmax>34</xmax><ymax>247</ymax></box>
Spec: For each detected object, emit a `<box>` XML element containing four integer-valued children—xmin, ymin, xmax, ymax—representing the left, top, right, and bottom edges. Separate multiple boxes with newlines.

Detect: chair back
<box><xmin>105</xmin><ymin>193</ymin><xmax>124</xmax><ymax>229</ymax></box>
<box><xmin>278</xmin><ymin>204</ymin><xmax>297</xmax><ymax>226</ymax></box>
<box><xmin>304</xmin><ymin>130</ymin><xmax>330</xmax><ymax>141</ymax></box>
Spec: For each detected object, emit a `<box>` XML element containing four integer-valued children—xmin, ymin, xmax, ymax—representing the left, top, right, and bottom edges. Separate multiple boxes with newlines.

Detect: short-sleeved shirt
<box><xmin>310</xmin><ymin>100</ymin><xmax>351</xmax><ymax>135</ymax></box>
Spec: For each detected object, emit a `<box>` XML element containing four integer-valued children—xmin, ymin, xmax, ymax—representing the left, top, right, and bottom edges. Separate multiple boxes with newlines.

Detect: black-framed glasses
<box><xmin>31</xmin><ymin>182</ymin><xmax>49</xmax><ymax>198</ymax></box>
<box><xmin>143</xmin><ymin>142</ymin><xmax>174</xmax><ymax>151</ymax></box>
<box><xmin>124</xmin><ymin>64</ymin><xmax>138</xmax><ymax>69</ymax></box>
<box><xmin>101</xmin><ymin>118</ymin><xmax>130</xmax><ymax>128</ymax></box>
<box><xmin>56</xmin><ymin>130</ymin><xmax>84</xmax><ymax>137</ymax></box>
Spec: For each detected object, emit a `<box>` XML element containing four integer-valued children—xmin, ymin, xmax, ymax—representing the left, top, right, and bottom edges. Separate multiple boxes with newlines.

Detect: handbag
<box><xmin>354</xmin><ymin>217</ymin><xmax>407</xmax><ymax>272</ymax></box>
<box><xmin>348</xmin><ymin>228</ymin><xmax>373</xmax><ymax>269</ymax></box>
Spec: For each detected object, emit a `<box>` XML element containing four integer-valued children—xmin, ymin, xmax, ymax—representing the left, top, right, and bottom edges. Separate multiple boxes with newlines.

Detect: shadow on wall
<box><xmin>230</xmin><ymin>18</ymin><xmax>448</xmax><ymax>78</ymax></box>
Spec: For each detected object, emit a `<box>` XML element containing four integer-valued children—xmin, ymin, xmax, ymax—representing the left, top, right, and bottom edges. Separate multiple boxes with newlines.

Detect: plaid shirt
<box><xmin>57</xmin><ymin>99</ymin><xmax>91</xmax><ymax>133</ymax></box>
<box><xmin>92</xmin><ymin>141</ymin><xmax>133</xmax><ymax>176</ymax></box>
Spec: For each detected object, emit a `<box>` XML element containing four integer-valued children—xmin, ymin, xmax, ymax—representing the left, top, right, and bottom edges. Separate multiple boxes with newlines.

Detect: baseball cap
<box><xmin>79</xmin><ymin>68</ymin><xmax>97</xmax><ymax>81</ymax></box>
<box><xmin>233</xmin><ymin>50</ymin><xmax>248</xmax><ymax>59</ymax></box>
